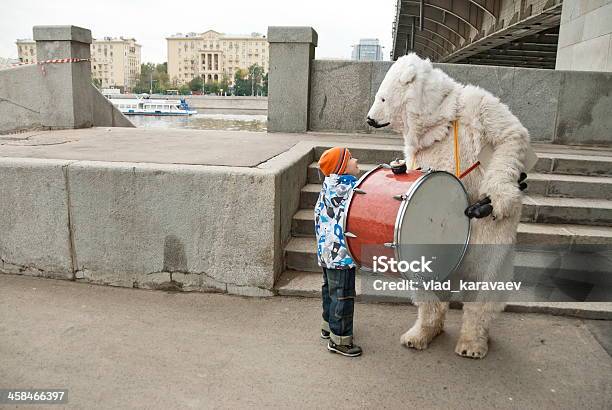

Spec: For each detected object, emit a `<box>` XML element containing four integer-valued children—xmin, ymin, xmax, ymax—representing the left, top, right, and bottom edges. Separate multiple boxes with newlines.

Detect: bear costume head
<box><xmin>366</xmin><ymin>53</ymin><xmax>460</xmax><ymax>145</ymax></box>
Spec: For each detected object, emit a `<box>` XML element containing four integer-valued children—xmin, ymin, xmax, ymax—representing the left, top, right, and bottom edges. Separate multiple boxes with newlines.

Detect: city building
<box><xmin>15</xmin><ymin>39</ymin><xmax>36</xmax><ymax>63</ymax></box>
<box><xmin>166</xmin><ymin>30</ymin><xmax>268</xmax><ymax>85</ymax></box>
<box><xmin>351</xmin><ymin>38</ymin><xmax>384</xmax><ymax>61</ymax></box>
<box><xmin>16</xmin><ymin>37</ymin><xmax>141</xmax><ymax>92</ymax></box>
<box><xmin>90</xmin><ymin>37</ymin><xmax>141</xmax><ymax>92</ymax></box>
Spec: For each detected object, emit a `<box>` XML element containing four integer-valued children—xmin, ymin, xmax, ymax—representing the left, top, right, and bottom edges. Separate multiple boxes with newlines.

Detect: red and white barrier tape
<box><xmin>0</xmin><ymin>58</ymin><xmax>91</xmax><ymax>76</ymax></box>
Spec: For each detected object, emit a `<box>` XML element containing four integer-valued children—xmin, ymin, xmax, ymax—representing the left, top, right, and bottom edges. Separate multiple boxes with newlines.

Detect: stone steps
<box><xmin>526</xmin><ymin>173</ymin><xmax>612</xmax><ymax>199</ymax></box>
<box><xmin>309</xmin><ymin>143</ymin><xmax>612</xmax><ymax>177</ymax></box>
<box><xmin>299</xmin><ymin>183</ymin><xmax>612</xmax><ymax>226</ymax></box>
<box><xmin>273</xmin><ymin>269</ymin><xmax>612</xmax><ymax>319</ymax></box>
<box><xmin>522</xmin><ymin>195</ymin><xmax>612</xmax><ymax>226</ymax></box>
<box><xmin>307</xmin><ymin>164</ymin><xmax>612</xmax><ymax>199</ymax></box>
<box><xmin>284</xmin><ymin>232</ymin><xmax>612</xmax><ymax>273</ymax></box>
<box><xmin>291</xmin><ymin>209</ymin><xmax>612</xmax><ymax>245</ymax></box>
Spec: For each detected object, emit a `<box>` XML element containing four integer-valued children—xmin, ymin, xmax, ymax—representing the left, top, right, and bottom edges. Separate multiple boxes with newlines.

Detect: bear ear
<box><xmin>399</xmin><ymin>65</ymin><xmax>417</xmax><ymax>85</ymax></box>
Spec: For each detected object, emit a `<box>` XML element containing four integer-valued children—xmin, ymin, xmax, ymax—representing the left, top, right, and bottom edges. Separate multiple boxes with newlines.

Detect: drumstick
<box><xmin>458</xmin><ymin>161</ymin><xmax>481</xmax><ymax>179</ymax></box>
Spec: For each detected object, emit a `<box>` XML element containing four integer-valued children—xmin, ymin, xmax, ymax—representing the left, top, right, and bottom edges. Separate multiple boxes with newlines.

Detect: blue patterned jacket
<box><xmin>314</xmin><ymin>174</ymin><xmax>358</xmax><ymax>269</ymax></box>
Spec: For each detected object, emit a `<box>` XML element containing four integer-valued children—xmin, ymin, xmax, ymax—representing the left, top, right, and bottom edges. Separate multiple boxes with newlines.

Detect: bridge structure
<box><xmin>391</xmin><ymin>0</ymin><xmax>611</xmax><ymax>71</ymax></box>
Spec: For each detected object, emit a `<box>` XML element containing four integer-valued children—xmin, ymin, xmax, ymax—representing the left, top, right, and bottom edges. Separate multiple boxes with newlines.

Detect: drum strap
<box><xmin>411</xmin><ymin>120</ymin><xmax>479</xmax><ymax>179</ymax></box>
<box><xmin>453</xmin><ymin>119</ymin><xmax>460</xmax><ymax>177</ymax></box>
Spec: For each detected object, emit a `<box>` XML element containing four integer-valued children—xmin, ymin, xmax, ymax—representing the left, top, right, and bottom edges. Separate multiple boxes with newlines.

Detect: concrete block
<box><xmin>267</xmin><ymin>26</ymin><xmax>317</xmax><ymax>133</ymax></box>
<box><xmin>267</xmin><ymin>26</ymin><xmax>318</xmax><ymax>46</ymax></box>
<box><xmin>571</xmin><ymin>35</ymin><xmax>610</xmax><ymax>71</ymax></box>
<box><xmin>33</xmin><ymin>25</ymin><xmax>92</xmax><ymax>44</ymax></box>
<box><xmin>557</xmin><ymin>14</ymin><xmax>585</xmax><ymax>48</ymax></box>
<box><xmin>266</xmin><ymin>144</ymin><xmax>312</xmax><ymax>278</ymax></box>
<box><xmin>560</xmin><ymin>0</ymin><xmax>589</xmax><ymax>23</ymax></box>
<box><xmin>91</xmin><ymin>85</ymin><xmax>113</xmax><ymax>126</ymax></box>
<box><xmin>582</xmin><ymin>2</ymin><xmax>612</xmax><ymax>41</ymax></box>
<box><xmin>66</xmin><ymin>161</ymin><xmax>278</xmax><ymax>290</ymax></box>
<box><xmin>34</xmin><ymin>26</ymin><xmax>92</xmax><ymax>62</ymax></box>
<box><xmin>555</xmin><ymin>45</ymin><xmax>574</xmax><ymax>70</ymax></box>
<box><xmin>555</xmin><ymin>70</ymin><xmax>612</xmax><ymax>145</ymax></box>
<box><xmin>30</xmin><ymin>25</ymin><xmax>94</xmax><ymax>130</ymax></box>
<box><xmin>0</xmin><ymin>158</ymin><xmax>73</xmax><ymax>279</ymax></box>
<box><xmin>0</xmin><ymin>65</ymin><xmax>44</xmax><ymax>133</ymax></box>
<box><xmin>504</xmin><ymin>67</ymin><xmax>561</xmax><ymax>143</ymax></box>
<box><xmin>309</xmin><ymin>61</ymin><xmax>372</xmax><ymax>132</ymax></box>
<box><xmin>91</xmin><ymin>85</ymin><xmax>134</xmax><ymax>127</ymax></box>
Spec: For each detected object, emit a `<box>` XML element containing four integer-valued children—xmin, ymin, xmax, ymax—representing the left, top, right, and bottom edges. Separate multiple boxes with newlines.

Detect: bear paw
<box><xmin>455</xmin><ymin>335</ymin><xmax>488</xmax><ymax>359</ymax></box>
<box><xmin>400</xmin><ymin>324</ymin><xmax>442</xmax><ymax>350</ymax></box>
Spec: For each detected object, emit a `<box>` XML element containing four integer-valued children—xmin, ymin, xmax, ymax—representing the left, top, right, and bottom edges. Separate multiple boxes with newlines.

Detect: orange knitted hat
<box><xmin>318</xmin><ymin>147</ymin><xmax>352</xmax><ymax>176</ymax></box>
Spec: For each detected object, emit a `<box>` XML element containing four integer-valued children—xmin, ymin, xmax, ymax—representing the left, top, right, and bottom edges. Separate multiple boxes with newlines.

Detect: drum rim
<box><xmin>342</xmin><ymin>164</ymin><xmax>382</xmax><ymax>269</ymax></box>
<box><xmin>393</xmin><ymin>170</ymin><xmax>471</xmax><ymax>279</ymax></box>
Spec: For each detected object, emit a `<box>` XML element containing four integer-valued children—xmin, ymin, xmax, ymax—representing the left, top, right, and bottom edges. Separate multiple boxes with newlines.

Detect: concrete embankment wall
<box><xmin>114</xmin><ymin>94</ymin><xmax>268</xmax><ymax>114</ymax></box>
<box><xmin>0</xmin><ymin>64</ymin><xmax>133</xmax><ymax>134</ymax></box>
<box><xmin>0</xmin><ymin>142</ymin><xmax>311</xmax><ymax>296</ymax></box>
<box><xmin>308</xmin><ymin>60</ymin><xmax>612</xmax><ymax>145</ymax></box>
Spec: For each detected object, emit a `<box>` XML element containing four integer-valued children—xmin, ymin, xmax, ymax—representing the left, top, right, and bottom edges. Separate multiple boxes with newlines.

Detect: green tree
<box><xmin>262</xmin><ymin>73</ymin><xmax>268</xmax><ymax>96</ymax></box>
<box><xmin>218</xmin><ymin>74</ymin><xmax>230</xmax><ymax>95</ymax></box>
<box><xmin>134</xmin><ymin>62</ymin><xmax>170</xmax><ymax>94</ymax></box>
<box><xmin>92</xmin><ymin>78</ymin><xmax>101</xmax><ymax>89</ymax></box>
<box><xmin>203</xmin><ymin>82</ymin><xmax>220</xmax><ymax>94</ymax></box>
<box><xmin>233</xmin><ymin>69</ymin><xmax>250</xmax><ymax>96</ymax></box>
<box><xmin>247</xmin><ymin>63</ymin><xmax>264</xmax><ymax>96</ymax></box>
<box><xmin>189</xmin><ymin>76</ymin><xmax>203</xmax><ymax>92</ymax></box>
<box><xmin>178</xmin><ymin>84</ymin><xmax>191</xmax><ymax>95</ymax></box>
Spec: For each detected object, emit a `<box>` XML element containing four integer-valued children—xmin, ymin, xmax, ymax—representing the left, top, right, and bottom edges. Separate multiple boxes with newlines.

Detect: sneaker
<box><xmin>321</xmin><ymin>329</ymin><xmax>330</xmax><ymax>339</ymax></box>
<box><xmin>327</xmin><ymin>340</ymin><xmax>362</xmax><ymax>357</ymax></box>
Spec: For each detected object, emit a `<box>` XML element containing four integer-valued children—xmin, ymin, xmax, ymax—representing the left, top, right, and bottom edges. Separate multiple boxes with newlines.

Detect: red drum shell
<box><xmin>344</xmin><ymin>167</ymin><xmax>425</xmax><ymax>270</ymax></box>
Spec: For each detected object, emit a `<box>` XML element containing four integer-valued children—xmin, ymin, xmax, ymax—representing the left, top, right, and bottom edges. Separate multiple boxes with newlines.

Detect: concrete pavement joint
<box><xmin>62</xmin><ymin>160</ymin><xmax>80</xmax><ymax>279</ymax></box>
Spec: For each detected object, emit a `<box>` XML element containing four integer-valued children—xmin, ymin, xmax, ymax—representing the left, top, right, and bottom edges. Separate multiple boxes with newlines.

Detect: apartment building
<box><xmin>167</xmin><ymin>30</ymin><xmax>268</xmax><ymax>85</ymax></box>
<box><xmin>15</xmin><ymin>39</ymin><xmax>36</xmax><ymax>63</ymax></box>
<box><xmin>91</xmin><ymin>37</ymin><xmax>141</xmax><ymax>92</ymax></box>
<box><xmin>16</xmin><ymin>37</ymin><xmax>141</xmax><ymax>92</ymax></box>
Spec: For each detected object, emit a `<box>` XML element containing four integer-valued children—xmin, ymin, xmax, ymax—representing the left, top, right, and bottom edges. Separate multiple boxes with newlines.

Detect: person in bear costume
<box><xmin>366</xmin><ymin>54</ymin><xmax>530</xmax><ymax>358</ymax></box>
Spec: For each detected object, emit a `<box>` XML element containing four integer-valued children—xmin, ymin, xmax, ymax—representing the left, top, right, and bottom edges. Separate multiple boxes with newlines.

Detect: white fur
<box><xmin>368</xmin><ymin>54</ymin><xmax>530</xmax><ymax>358</ymax></box>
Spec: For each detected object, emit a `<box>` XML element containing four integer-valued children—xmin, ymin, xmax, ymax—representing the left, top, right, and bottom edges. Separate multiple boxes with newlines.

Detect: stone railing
<box><xmin>0</xmin><ymin>25</ymin><xmax>133</xmax><ymax>134</ymax></box>
<box><xmin>267</xmin><ymin>26</ymin><xmax>612</xmax><ymax>146</ymax></box>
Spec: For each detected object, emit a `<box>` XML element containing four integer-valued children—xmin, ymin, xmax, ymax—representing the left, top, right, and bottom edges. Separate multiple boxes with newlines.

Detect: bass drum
<box><xmin>343</xmin><ymin>166</ymin><xmax>470</xmax><ymax>280</ymax></box>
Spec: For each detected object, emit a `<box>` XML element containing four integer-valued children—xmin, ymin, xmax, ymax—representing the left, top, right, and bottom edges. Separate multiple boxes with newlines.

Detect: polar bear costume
<box><xmin>367</xmin><ymin>54</ymin><xmax>530</xmax><ymax>358</ymax></box>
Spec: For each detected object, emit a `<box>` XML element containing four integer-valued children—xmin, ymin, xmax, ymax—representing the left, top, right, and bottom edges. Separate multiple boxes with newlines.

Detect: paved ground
<box><xmin>1</xmin><ymin>275</ymin><xmax>611</xmax><ymax>409</ymax></box>
<box><xmin>0</xmin><ymin>128</ymin><xmax>403</xmax><ymax>167</ymax></box>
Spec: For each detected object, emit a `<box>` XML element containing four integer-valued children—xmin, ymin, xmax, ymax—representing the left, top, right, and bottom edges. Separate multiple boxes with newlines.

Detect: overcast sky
<box><xmin>1</xmin><ymin>0</ymin><xmax>395</xmax><ymax>62</ymax></box>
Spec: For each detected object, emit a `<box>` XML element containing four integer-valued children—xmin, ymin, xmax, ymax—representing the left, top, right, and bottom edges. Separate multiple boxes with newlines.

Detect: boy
<box><xmin>314</xmin><ymin>147</ymin><xmax>362</xmax><ymax>357</ymax></box>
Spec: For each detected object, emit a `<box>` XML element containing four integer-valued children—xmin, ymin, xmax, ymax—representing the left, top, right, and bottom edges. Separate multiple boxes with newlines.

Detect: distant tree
<box><xmin>234</xmin><ymin>69</ymin><xmax>250</xmax><ymax>96</ymax></box>
<box><xmin>218</xmin><ymin>74</ymin><xmax>230</xmax><ymax>95</ymax></box>
<box><xmin>134</xmin><ymin>62</ymin><xmax>170</xmax><ymax>94</ymax></box>
<box><xmin>189</xmin><ymin>76</ymin><xmax>203</xmax><ymax>92</ymax></box>
<box><xmin>178</xmin><ymin>84</ymin><xmax>191</xmax><ymax>95</ymax></box>
<box><xmin>247</xmin><ymin>63</ymin><xmax>264</xmax><ymax>96</ymax></box>
<box><xmin>262</xmin><ymin>73</ymin><xmax>268</xmax><ymax>96</ymax></box>
<box><xmin>203</xmin><ymin>82</ymin><xmax>220</xmax><ymax>94</ymax></box>
<box><xmin>92</xmin><ymin>78</ymin><xmax>101</xmax><ymax>89</ymax></box>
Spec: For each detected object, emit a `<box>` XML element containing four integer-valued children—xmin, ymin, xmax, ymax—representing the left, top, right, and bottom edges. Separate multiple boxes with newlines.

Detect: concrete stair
<box><xmin>276</xmin><ymin>142</ymin><xmax>612</xmax><ymax>317</ymax></box>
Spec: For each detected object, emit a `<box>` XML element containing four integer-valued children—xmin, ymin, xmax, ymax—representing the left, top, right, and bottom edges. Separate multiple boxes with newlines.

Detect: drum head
<box><xmin>395</xmin><ymin>171</ymin><xmax>470</xmax><ymax>280</ymax></box>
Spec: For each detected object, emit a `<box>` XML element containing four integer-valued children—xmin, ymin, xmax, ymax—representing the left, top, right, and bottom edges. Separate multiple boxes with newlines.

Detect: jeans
<box><xmin>322</xmin><ymin>267</ymin><xmax>356</xmax><ymax>345</ymax></box>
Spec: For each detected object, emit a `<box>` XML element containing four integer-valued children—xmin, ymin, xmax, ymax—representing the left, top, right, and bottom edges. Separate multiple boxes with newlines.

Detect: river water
<box><xmin>128</xmin><ymin>113</ymin><xmax>267</xmax><ymax>132</ymax></box>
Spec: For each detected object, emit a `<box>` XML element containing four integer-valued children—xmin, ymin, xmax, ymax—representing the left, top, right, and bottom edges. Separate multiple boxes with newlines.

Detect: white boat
<box><xmin>109</xmin><ymin>97</ymin><xmax>197</xmax><ymax>116</ymax></box>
